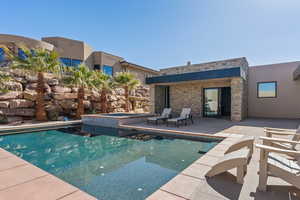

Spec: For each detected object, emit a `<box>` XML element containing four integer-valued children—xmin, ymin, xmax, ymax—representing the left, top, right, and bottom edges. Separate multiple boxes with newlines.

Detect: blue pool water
<box><xmin>0</xmin><ymin>128</ymin><xmax>219</xmax><ymax>200</ymax></box>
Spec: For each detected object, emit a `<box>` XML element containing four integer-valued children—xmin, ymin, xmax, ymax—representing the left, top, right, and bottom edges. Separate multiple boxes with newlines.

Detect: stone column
<box><xmin>231</xmin><ymin>78</ymin><xmax>244</xmax><ymax>121</ymax></box>
<box><xmin>149</xmin><ymin>85</ymin><xmax>155</xmax><ymax>114</ymax></box>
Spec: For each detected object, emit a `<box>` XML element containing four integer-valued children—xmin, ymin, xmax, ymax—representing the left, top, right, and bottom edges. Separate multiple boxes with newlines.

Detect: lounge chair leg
<box><xmin>258</xmin><ymin>150</ymin><xmax>268</xmax><ymax>192</ymax></box>
<box><xmin>243</xmin><ymin>165</ymin><xmax>247</xmax><ymax>175</ymax></box>
<box><xmin>237</xmin><ymin>165</ymin><xmax>244</xmax><ymax>184</ymax></box>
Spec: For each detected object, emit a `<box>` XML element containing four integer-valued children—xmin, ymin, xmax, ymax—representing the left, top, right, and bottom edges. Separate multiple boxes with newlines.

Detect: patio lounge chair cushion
<box><xmin>147</xmin><ymin>108</ymin><xmax>171</xmax><ymax>121</ymax></box>
<box><xmin>180</xmin><ymin>108</ymin><xmax>191</xmax><ymax>119</ymax></box>
<box><xmin>168</xmin><ymin>108</ymin><xmax>191</xmax><ymax>122</ymax></box>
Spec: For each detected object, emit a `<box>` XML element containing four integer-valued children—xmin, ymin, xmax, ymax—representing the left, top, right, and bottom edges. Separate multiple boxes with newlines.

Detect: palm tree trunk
<box><xmin>100</xmin><ymin>89</ymin><xmax>108</xmax><ymax>113</ymax></box>
<box><xmin>124</xmin><ymin>86</ymin><xmax>129</xmax><ymax>112</ymax></box>
<box><xmin>36</xmin><ymin>72</ymin><xmax>47</xmax><ymax>121</ymax></box>
<box><xmin>76</xmin><ymin>86</ymin><xmax>85</xmax><ymax>119</ymax></box>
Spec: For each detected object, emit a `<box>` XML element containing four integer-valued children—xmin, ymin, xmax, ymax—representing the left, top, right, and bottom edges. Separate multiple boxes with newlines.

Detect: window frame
<box><xmin>102</xmin><ymin>65</ymin><xmax>113</xmax><ymax>76</ymax></box>
<box><xmin>18</xmin><ymin>48</ymin><xmax>27</xmax><ymax>60</ymax></box>
<box><xmin>0</xmin><ymin>48</ymin><xmax>5</xmax><ymax>62</ymax></box>
<box><xmin>257</xmin><ymin>81</ymin><xmax>277</xmax><ymax>98</ymax></box>
<box><xmin>94</xmin><ymin>64</ymin><xmax>101</xmax><ymax>70</ymax></box>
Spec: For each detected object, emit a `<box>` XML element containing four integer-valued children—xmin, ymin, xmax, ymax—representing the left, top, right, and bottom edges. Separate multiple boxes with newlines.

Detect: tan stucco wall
<box><xmin>248</xmin><ymin>62</ymin><xmax>300</xmax><ymax>119</ymax></box>
<box><xmin>0</xmin><ymin>34</ymin><xmax>54</xmax><ymax>50</ymax></box>
<box><xmin>42</xmin><ymin>37</ymin><xmax>86</xmax><ymax>60</ymax></box>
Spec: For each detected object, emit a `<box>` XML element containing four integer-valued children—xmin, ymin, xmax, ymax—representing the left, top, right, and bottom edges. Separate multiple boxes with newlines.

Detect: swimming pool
<box><xmin>0</xmin><ymin>127</ymin><xmax>219</xmax><ymax>200</ymax></box>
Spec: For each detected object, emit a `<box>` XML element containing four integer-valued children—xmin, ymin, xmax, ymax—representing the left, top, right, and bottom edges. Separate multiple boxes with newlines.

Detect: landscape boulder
<box><xmin>0</xmin><ymin>110</ymin><xmax>8</xmax><ymax>124</ymax></box>
<box><xmin>0</xmin><ymin>92</ymin><xmax>23</xmax><ymax>100</ymax></box>
<box><xmin>83</xmin><ymin>100</ymin><xmax>91</xmax><ymax>109</ymax></box>
<box><xmin>26</xmin><ymin>83</ymin><xmax>51</xmax><ymax>93</ymax></box>
<box><xmin>0</xmin><ymin>108</ymin><xmax>35</xmax><ymax>117</ymax></box>
<box><xmin>23</xmin><ymin>90</ymin><xmax>37</xmax><ymax>101</ymax></box>
<box><xmin>52</xmin><ymin>86</ymin><xmax>71</xmax><ymax>93</ymax></box>
<box><xmin>59</xmin><ymin>100</ymin><xmax>77</xmax><ymax>110</ymax></box>
<box><xmin>3</xmin><ymin>81</ymin><xmax>23</xmax><ymax>91</ymax></box>
<box><xmin>47</xmin><ymin>79</ymin><xmax>59</xmax><ymax>86</ymax></box>
<box><xmin>9</xmin><ymin>99</ymin><xmax>34</xmax><ymax>109</ymax></box>
<box><xmin>0</xmin><ymin>101</ymin><xmax>9</xmax><ymax>108</ymax></box>
<box><xmin>53</xmin><ymin>93</ymin><xmax>77</xmax><ymax>100</ymax></box>
<box><xmin>46</xmin><ymin>104</ymin><xmax>62</xmax><ymax>121</ymax></box>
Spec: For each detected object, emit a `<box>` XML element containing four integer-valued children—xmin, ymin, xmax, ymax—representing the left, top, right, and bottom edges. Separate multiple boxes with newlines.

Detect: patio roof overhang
<box><xmin>146</xmin><ymin>67</ymin><xmax>241</xmax><ymax>84</ymax></box>
<box><xmin>293</xmin><ymin>65</ymin><xmax>300</xmax><ymax>80</ymax></box>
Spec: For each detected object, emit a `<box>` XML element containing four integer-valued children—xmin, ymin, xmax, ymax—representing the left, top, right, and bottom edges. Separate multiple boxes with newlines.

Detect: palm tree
<box><xmin>6</xmin><ymin>46</ymin><xmax>61</xmax><ymax>121</ymax></box>
<box><xmin>0</xmin><ymin>72</ymin><xmax>11</xmax><ymax>93</ymax></box>
<box><xmin>92</xmin><ymin>71</ymin><xmax>115</xmax><ymax>113</ymax></box>
<box><xmin>63</xmin><ymin>64</ymin><xmax>94</xmax><ymax>119</ymax></box>
<box><xmin>114</xmin><ymin>72</ymin><xmax>140</xmax><ymax>112</ymax></box>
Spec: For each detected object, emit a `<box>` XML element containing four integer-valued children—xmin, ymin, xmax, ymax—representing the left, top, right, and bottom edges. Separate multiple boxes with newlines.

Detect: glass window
<box><xmin>257</xmin><ymin>82</ymin><xmax>277</xmax><ymax>98</ymax></box>
<box><xmin>0</xmin><ymin>48</ymin><xmax>5</xmax><ymax>62</ymax></box>
<box><xmin>30</xmin><ymin>49</ymin><xmax>36</xmax><ymax>56</ymax></box>
<box><xmin>71</xmin><ymin>59</ymin><xmax>82</xmax><ymax>67</ymax></box>
<box><xmin>94</xmin><ymin>64</ymin><xmax>101</xmax><ymax>70</ymax></box>
<box><xmin>60</xmin><ymin>58</ymin><xmax>82</xmax><ymax>67</ymax></box>
<box><xmin>18</xmin><ymin>48</ymin><xmax>27</xmax><ymax>60</ymax></box>
<box><xmin>60</xmin><ymin>57</ymin><xmax>72</xmax><ymax>66</ymax></box>
<box><xmin>103</xmin><ymin>65</ymin><xmax>113</xmax><ymax>76</ymax></box>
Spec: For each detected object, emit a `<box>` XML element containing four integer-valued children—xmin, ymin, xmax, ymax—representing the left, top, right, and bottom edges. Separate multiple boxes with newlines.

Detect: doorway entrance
<box><xmin>154</xmin><ymin>85</ymin><xmax>170</xmax><ymax>113</ymax></box>
<box><xmin>203</xmin><ymin>87</ymin><xmax>231</xmax><ymax>117</ymax></box>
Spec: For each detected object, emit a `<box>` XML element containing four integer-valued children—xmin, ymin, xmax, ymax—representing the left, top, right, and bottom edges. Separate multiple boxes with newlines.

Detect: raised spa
<box><xmin>82</xmin><ymin>113</ymin><xmax>153</xmax><ymax>128</ymax></box>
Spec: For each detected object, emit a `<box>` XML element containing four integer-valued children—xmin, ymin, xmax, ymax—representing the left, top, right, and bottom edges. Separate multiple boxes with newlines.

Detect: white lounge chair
<box><xmin>264</xmin><ymin>125</ymin><xmax>300</xmax><ymax>150</ymax></box>
<box><xmin>147</xmin><ymin>108</ymin><xmax>172</xmax><ymax>125</ymax></box>
<box><xmin>206</xmin><ymin>136</ymin><xmax>255</xmax><ymax>184</ymax></box>
<box><xmin>256</xmin><ymin>136</ymin><xmax>300</xmax><ymax>191</ymax></box>
<box><xmin>167</xmin><ymin>108</ymin><xmax>193</xmax><ymax>127</ymax></box>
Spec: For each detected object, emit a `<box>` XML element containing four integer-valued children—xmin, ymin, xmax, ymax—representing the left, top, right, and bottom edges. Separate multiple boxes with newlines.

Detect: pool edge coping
<box><xmin>0</xmin><ymin>120</ymin><xmax>81</xmax><ymax>135</ymax></box>
<box><xmin>145</xmin><ymin>133</ymin><xmax>244</xmax><ymax>200</ymax></box>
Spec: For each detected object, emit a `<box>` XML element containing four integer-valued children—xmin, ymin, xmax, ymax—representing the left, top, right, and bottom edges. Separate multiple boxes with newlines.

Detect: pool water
<box><xmin>0</xmin><ymin>128</ymin><xmax>218</xmax><ymax>200</ymax></box>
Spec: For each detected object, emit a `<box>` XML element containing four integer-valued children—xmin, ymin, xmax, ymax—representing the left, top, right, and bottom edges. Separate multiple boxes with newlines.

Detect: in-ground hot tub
<box><xmin>82</xmin><ymin>113</ymin><xmax>154</xmax><ymax>128</ymax></box>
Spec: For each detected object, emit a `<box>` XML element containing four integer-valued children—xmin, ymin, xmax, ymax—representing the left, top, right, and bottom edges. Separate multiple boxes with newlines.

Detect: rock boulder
<box><xmin>0</xmin><ymin>92</ymin><xmax>23</xmax><ymax>100</ymax></box>
<box><xmin>9</xmin><ymin>99</ymin><xmax>34</xmax><ymax>109</ymax></box>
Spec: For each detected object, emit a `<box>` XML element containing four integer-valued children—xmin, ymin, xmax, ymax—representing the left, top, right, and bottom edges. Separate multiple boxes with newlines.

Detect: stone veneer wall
<box><xmin>160</xmin><ymin>57</ymin><xmax>248</xmax><ymax>75</ymax></box>
<box><xmin>168</xmin><ymin>79</ymin><xmax>231</xmax><ymax>117</ymax></box>
<box><xmin>231</xmin><ymin>77</ymin><xmax>248</xmax><ymax>121</ymax></box>
<box><xmin>150</xmin><ymin>57</ymin><xmax>249</xmax><ymax>121</ymax></box>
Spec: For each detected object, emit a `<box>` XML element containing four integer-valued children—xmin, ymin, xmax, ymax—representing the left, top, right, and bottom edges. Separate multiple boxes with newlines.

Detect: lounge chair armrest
<box><xmin>260</xmin><ymin>136</ymin><xmax>300</xmax><ymax>145</ymax></box>
<box><xmin>255</xmin><ymin>144</ymin><xmax>300</xmax><ymax>156</ymax></box>
<box><xmin>264</xmin><ymin>130</ymin><xmax>296</xmax><ymax>136</ymax></box>
<box><xmin>264</xmin><ymin>127</ymin><xmax>296</xmax><ymax>132</ymax></box>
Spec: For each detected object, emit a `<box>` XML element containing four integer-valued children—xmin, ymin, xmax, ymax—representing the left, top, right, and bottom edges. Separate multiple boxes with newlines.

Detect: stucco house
<box><xmin>146</xmin><ymin>58</ymin><xmax>300</xmax><ymax>121</ymax></box>
<box><xmin>0</xmin><ymin>34</ymin><xmax>159</xmax><ymax>85</ymax></box>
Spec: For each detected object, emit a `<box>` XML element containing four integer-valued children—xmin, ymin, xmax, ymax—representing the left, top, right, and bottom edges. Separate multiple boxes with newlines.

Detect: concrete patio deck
<box><xmin>0</xmin><ymin>148</ymin><xmax>96</xmax><ymax>200</ymax></box>
<box><xmin>123</xmin><ymin>117</ymin><xmax>300</xmax><ymax>138</ymax></box>
<box><xmin>125</xmin><ymin>118</ymin><xmax>300</xmax><ymax>200</ymax></box>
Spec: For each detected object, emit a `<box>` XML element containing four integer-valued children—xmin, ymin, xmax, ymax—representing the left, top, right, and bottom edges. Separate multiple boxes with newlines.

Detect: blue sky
<box><xmin>1</xmin><ymin>0</ymin><xmax>300</xmax><ymax>70</ymax></box>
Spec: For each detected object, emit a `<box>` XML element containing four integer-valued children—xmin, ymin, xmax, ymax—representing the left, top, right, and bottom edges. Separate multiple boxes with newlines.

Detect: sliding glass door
<box><xmin>203</xmin><ymin>88</ymin><xmax>220</xmax><ymax>117</ymax></box>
